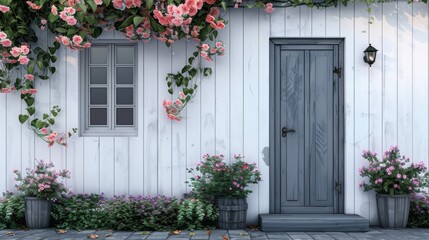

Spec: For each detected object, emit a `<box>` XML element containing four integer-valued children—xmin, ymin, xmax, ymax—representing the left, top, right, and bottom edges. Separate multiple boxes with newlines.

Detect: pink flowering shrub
<box><xmin>187</xmin><ymin>154</ymin><xmax>262</xmax><ymax>200</ymax></box>
<box><xmin>13</xmin><ymin>160</ymin><xmax>71</xmax><ymax>199</ymax></box>
<box><xmin>358</xmin><ymin>146</ymin><xmax>427</xmax><ymax>195</ymax></box>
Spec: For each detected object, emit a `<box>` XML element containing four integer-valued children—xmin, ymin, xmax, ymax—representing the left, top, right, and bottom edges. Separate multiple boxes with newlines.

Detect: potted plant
<box><xmin>358</xmin><ymin>146</ymin><xmax>427</xmax><ymax>228</ymax></box>
<box><xmin>13</xmin><ymin>160</ymin><xmax>70</xmax><ymax>229</ymax></box>
<box><xmin>188</xmin><ymin>154</ymin><xmax>261</xmax><ymax>229</ymax></box>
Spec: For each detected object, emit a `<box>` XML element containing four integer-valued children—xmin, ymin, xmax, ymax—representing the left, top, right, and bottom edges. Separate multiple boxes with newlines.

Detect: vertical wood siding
<box><xmin>0</xmin><ymin>2</ymin><xmax>428</xmax><ymax>224</ymax></box>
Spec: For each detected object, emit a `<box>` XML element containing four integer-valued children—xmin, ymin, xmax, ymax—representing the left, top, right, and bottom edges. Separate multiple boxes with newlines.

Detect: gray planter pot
<box><xmin>215</xmin><ymin>197</ymin><xmax>248</xmax><ymax>230</ymax></box>
<box><xmin>376</xmin><ymin>194</ymin><xmax>410</xmax><ymax>228</ymax></box>
<box><xmin>25</xmin><ymin>197</ymin><xmax>53</xmax><ymax>229</ymax></box>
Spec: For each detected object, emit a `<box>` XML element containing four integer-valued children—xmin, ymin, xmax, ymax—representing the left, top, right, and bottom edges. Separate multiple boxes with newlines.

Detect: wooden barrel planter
<box><xmin>215</xmin><ymin>197</ymin><xmax>248</xmax><ymax>229</ymax></box>
<box><xmin>376</xmin><ymin>194</ymin><xmax>410</xmax><ymax>228</ymax></box>
<box><xmin>25</xmin><ymin>197</ymin><xmax>53</xmax><ymax>229</ymax></box>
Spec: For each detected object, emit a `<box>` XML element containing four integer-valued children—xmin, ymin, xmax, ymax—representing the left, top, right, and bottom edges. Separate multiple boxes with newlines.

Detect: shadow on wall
<box><xmin>262</xmin><ymin>146</ymin><xmax>269</xmax><ymax>166</ymax></box>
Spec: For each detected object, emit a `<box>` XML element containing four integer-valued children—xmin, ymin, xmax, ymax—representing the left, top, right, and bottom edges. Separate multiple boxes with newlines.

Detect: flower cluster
<box><xmin>358</xmin><ymin>146</ymin><xmax>427</xmax><ymax>195</ymax></box>
<box><xmin>188</xmin><ymin>154</ymin><xmax>262</xmax><ymax>200</ymax></box>
<box><xmin>13</xmin><ymin>160</ymin><xmax>71</xmax><ymax>199</ymax></box>
<box><xmin>0</xmin><ymin>32</ymin><xmax>11</xmax><ymax>48</ymax></box>
<box><xmin>113</xmin><ymin>0</ymin><xmax>143</xmax><ymax>9</ymax></box>
<box><xmin>199</xmin><ymin>41</ymin><xmax>224</xmax><ymax>62</ymax></box>
<box><xmin>124</xmin><ymin>17</ymin><xmax>152</xmax><ymax>42</ymax></box>
<box><xmin>36</xmin><ymin>127</ymin><xmax>69</xmax><ymax>147</ymax></box>
<box><xmin>205</xmin><ymin>7</ymin><xmax>225</xmax><ymax>30</ymax></box>
<box><xmin>55</xmin><ymin>35</ymin><xmax>91</xmax><ymax>50</ymax></box>
<box><xmin>59</xmin><ymin>7</ymin><xmax>77</xmax><ymax>26</ymax></box>
<box><xmin>163</xmin><ymin>92</ymin><xmax>187</xmax><ymax>121</ymax></box>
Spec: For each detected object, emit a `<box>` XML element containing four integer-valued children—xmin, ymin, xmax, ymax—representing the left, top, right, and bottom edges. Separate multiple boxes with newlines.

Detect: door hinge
<box><xmin>335</xmin><ymin>182</ymin><xmax>342</xmax><ymax>194</ymax></box>
<box><xmin>333</xmin><ymin>67</ymin><xmax>342</xmax><ymax>78</ymax></box>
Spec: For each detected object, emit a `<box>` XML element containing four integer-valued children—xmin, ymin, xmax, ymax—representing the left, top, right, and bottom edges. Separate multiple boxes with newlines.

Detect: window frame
<box><xmin>79</xmin><ymin>40</ymin><xmax>138</xmax><ymax>137</ymax></box>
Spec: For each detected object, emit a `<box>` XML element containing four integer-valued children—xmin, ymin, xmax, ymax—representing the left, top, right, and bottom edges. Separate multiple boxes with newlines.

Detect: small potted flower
<box><xmin>358</xmin><ymin>146</ymin><xmax>427</xmax><ymax>228</ymax></box>
<box><xmin>13</xmin><ymin>160</ymin><xmax>70</xmax><ymax>229</ymax></box>
<box><xmin>188</xmin><ymin>154</ymin><xmax>261</xmax><ymax>229</ymax></box>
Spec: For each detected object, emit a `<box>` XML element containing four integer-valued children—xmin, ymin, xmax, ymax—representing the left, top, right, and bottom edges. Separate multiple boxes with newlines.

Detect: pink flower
<box><xmin>10</xmin><ymin>47</ymin><xmax>21</xmax><ymax>57</ymax></box>
<box><xmin>1</xmin><ymin>87</ymin><xmax>15</xmax><ymax>93</ymax></box>
<box><xmin>1</xmin><ymin>39</ymin><xmax>11</xmax><ymax>47</ymax></box>
<box><xmin>18</xmin><ymin>56</ymin><xmax>30</xmax><ymax>65</ymax></box>
<box><xmin>393</xmin><ymin>184</ymin><xmax>399</xmax><ymax>189</ymax></box>
<box><xmin>163</xmin><ymin>100</ymin><xmax>173</xmax><ymax>107</ymax></box>
<box><xmin>24</xmin><ymin>74</ymin><xmax>34</xmax><ymax>81</ymax></box>
<box><xmin>396</xmin><ymin>173</ymin><xmax>401</xmax><ymax>179</ymax></box>
<box><xmin>40</xmin><ymin>128</ymin><xmax>49</xmax><ymax>135</ymax></box>
<box><xmin>0</xmin><ymin>5</ymin><xmax>9</xmax><ymax>13</ymax></box>
<box><xmin>179</xmin><ymin>92</ymin><xmax>186</xmax><ymax>99</ymax></box>
<box><xmin>95</xmin><ymin>0</ymin><xmax>103</xmax><ymax>5</ymax></box>
<box><xmin>175</xmin><ymin>99</ymin><xmax>183</xmax><ymax>106</ymax></box>
<box><xmin>20</xmin><ymin>45</ymin><xmax>30</xmax><ymax>55</ymax></box>
<box><xmin>26</xmin><ymin>1</ymin><xmax>42</xmax><ymax>10</ymax></box>
<box><xmin>72</xmin><ymin>35</ymin><xmax>83</xmax><ymax>45</ymax></box>
<box><xmin>0</xmin><ymin>32</ymin><xmax>7</xmax><ymax>39</ymax></box>
<box><xmin>41</xmin><ymin>19</ymin><xmax>47</xmax><ymax>25</ymax></box>
<box><xmin>265</xmin><ymin>3</ymin><xmax>274</xmax><ymax>13</ymax></box>
<box><xmin>402</xmin><ymin>174</ymin><xmax>407</xmax><ymax>179</ymax></box>
<box><xmin>66</xmin><ymin>16</ymin><xmax>77</xmax><ymax>26</ymax></box>
<box><xmin>51</xmin><ymin>5</ymin><xmax>58</xmax><ymax>15</ymax></box>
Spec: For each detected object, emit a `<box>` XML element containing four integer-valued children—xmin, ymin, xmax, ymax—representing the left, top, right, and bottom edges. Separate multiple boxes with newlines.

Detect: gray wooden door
<box><xmin>270</xmin><ymin>39</ymin><xmax>344</xmax><ymax>214</ymax></box>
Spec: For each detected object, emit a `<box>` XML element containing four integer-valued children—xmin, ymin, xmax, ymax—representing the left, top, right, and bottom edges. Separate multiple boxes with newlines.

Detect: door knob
<box><xmin>282</xmin><ymin>127</ymin><xmax>295</xmax><ymax>137</ymax></box>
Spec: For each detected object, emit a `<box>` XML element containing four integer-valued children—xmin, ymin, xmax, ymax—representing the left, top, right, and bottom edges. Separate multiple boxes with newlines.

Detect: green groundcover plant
<box><xmin>187</xmin><ymin>154</ymin><xmax>262</xmax><ymax>201</ymax></box>
<box><xmin>358</xmin><ymin>146</ymin><xmax>427</xmax><ymax>195</ymax></box>
<box><xmin>0</xmin><ymin>192</ymin><xmax>26</xmax><ymax>229</ymax></box>
<box><xmin>50</xmin><ymin>193</ymin><xmax>217</xmax><ymax>231</ymax></box>
<box><xmin>409</xmin><ymin>193</ymin><xmax>429</xmax><ymax>228</ymax></box>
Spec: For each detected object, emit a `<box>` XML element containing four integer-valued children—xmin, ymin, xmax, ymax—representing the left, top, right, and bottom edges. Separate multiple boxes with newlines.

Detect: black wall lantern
<box><xmin>363</xmin><ymin>44</ymin><xmax>378</xmax><ymax>67</ymax></box>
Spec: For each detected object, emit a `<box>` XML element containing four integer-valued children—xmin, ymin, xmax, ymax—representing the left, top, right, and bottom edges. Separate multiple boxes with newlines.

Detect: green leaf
<box><xmin>87</xmin><ymin>0</ymin><xmax>97</xmax><ymax>11</ymax></box>
<box><xmin>221</xmin><ymin>1</ymin><xmax>227</xmax><ymax>10</ymax></box>
<box><xmin>146</xmin><ymin>0</ymin><xmax>154</xmax><ymax>9</ymax></box>
<box><xmin>103</xmin><ymin>0</ymin><xmax>112</xmax><ymax>5</ymax></box>
<box><xmin>181</xmin><ymin>65</ymin><xmax>192</xmax><ymax>74</ymax></box>
<box><xmin>48</xmin><ymin>13</ymin><xmax>59</xmax><ymax>23</ymax></box>
<box><xmin>54</xmin><ymin>28</ymin><xmax>68</xmax><ymax>33</ymax></box>
<box><xmin>48</xmin><ymin>118</ymin><xmax>55</xmax><ymax>125</ymax></box>
<box><xmin>24</xmin><ymin>97</ymin><xmax>34</xmax><ymax>106</ymax></box>
<box><xmin>26</xmin><ymin>106</ymin><xmax>35</xmax><ymax>116</ymax></box>
<box><xmin>105</xmin><ymin>12</ymin><xmax>120</xmax><ymax>21</ymax></box>
<box><xmin>188</xmin><ymin>57</ymin><xmax>195</xmax><ymax>65</ymax></box>
<box><xmin>18</xmin><ymin>114</ymin><xmax>29</xmax><ymax>124</ymax></box>
<box><xmin>43</xmin><ymin>114</ymin><xmax>49</xmax><ymax>120</ymax></box>
<box><xmin>49</xmin><ymin>67</ymin><xmax>56</xmax><ymax>74</ymax></box>
<box><xmin>133</xmin><ymin>16</ymin><xmax>144</xmax><ymax>26</ymax></box>
<box><xmin>118</xmin><ymin>15</ymin><xmax>135</xmax><ymax>30</ymax></box>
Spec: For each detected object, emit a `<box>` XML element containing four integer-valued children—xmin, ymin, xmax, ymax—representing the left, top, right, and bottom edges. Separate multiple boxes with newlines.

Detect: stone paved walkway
<box><xmin>0</xmin><ymin>228</ymin><xmax>428</xmax><ymax>240</ymax></box>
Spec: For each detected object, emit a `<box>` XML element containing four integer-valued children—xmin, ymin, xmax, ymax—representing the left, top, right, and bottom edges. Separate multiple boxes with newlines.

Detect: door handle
<box><xmin>282</xmin><ymin>127</ymin><xmax>295</xmax><ymax>137</ymax></box>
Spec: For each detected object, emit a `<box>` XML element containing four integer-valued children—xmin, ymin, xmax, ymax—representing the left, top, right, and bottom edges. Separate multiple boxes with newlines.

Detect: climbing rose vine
<box><xmin>0</xmin><ymin>0</ymin><xmax>425</xmax><ymax>147</ymax></box>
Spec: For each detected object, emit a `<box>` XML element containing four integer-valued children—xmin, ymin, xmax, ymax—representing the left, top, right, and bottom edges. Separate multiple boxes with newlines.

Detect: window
<box><xmin>80</xmin><ymin>42</ymin><xmax>137</xmax><ymax>136</ymax></box>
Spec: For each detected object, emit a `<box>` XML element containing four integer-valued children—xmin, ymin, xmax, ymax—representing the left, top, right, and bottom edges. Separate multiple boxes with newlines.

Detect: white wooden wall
<box><xmin>0</xmin><ymin>2</ymin><xmax>428</xmax><ymax>225</ymax></box>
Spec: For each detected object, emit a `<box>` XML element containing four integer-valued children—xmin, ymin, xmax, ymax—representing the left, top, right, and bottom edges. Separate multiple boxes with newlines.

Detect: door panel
<box><xmin>280</xmin><ymin>51</ymin><xmax>305</xmax><ymax>207</ymax></box>
<box><xmin>276</xmin><ymin>46</ymin><xmax>339</xmax><ymax>214</ymax></box>
<box><xmin>309</xmin><ymin>51</ymin><xmax>334</xmax><ymax>208</ymax></box>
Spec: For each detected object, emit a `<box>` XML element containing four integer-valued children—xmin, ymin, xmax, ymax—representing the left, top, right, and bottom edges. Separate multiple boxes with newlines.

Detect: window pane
<box><xmin>90</xmin><ymin>67</ymin><xmax>107</xmax><ymax>84</ymax></box>
<box><xmin>90</xmin><ymin>108</ymin><xmax>107</xmax><ymax>125</ymax></box>
<box><xmin>116</xmin><ymin>88</ymin><xmax>133</xmax><ymax>105</ymax></box>
<box><xmin>90</xmin><ymin>88</ymin><xmax>107</xmax><ymax>105</ymax></box>
<box><xmin>90</xmin><ymin>46</ymin><xmax>108</xmax><ymax>64</ymax></box>
<box><xmin>116</xmin><ymin>67</ymin><xmax>133</xmax><ymax>84</ymax></box>
<box><xmin>116</xmin><ymin>46</ymin><xmax>134</xmax><ymax>64</ymax></box>
<box><xmin>116</xmin><ymin>108</ymin><xmax>134</xmax><ymax>125</ymax></box>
